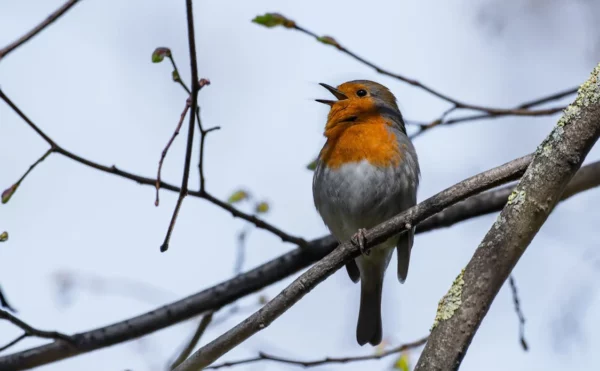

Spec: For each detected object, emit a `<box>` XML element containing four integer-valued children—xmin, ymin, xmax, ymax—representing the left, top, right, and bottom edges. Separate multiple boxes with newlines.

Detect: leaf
<box><xmin>393</xmin><ymin>353</ymin><xmax>410</xmax><ymax>371</ymax></box>
<box><xmin>172</xmin><ymin>70</ymin><xmax>180</xmax><ymax>82</ymax></box>
<box><xmin>2</xmin><ymin>183</ymin><xmax>19</xmax><ymax>204</ymax></box>
<box><xmin>252</xmin><ymin>13</ymin><xmax>295</xmax><ymax>28</ymax></box>
<box><xmin>258</xmin><ymin>294</ymin><xmax>268</xmax><ymax>305</ymax></box>
<box><xmin>317</xmin><ymin>36</ymin><xmax>340</xmax><ymax>48</ymax></box>
<box><xmin>227</xmin><ymin>190</ymin><xmax>249</xmax><ymax>204</ymax></box>
<box><xmin>306</xmin><ymin>158</ymin><xmax>318</xmax><ymax>171</ymax></box>
<box><xmin>151</xmin><ymin>47</ymin><xmax>171</xmax><ymax>63</ymax></box>
<box><xmin>0</xmin><ymin>231</ymin><xmax>8</xmax><ymax>242</ymax></box>
<box><xmin>255</xmin><ymin>201</ymin><xmax>270</xmax><ymax>214</ymax></box>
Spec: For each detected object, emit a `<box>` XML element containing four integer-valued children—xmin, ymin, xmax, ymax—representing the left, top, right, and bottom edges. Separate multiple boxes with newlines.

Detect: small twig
<box><xmin>410</xmin><ymin>105</ymin><xmax>458</xmax><ymax>139</ymax></box>
<box><xmin>0</xmin><ymin>334</ymin><xmax>27</xmax><ymax>353</ymax></box>
<box><xmin>0</xmin><ymin>286</ymin><xmax>16</xmax><ymax>312</ymax></box>
<box><xmin>155</xmin><ymin>101</ymin><xmax>191</xmax><ymax>206</ymax></box>
<box><xmin>170</xmin><ymin>312</ymin><xmax>215</xmax><ymax>370</ymax></box>
<box><xmin>0</xmin><ymin>309</ymin><xmax>73</xmax><ymax>345</ymax></box>
<box><xmin>168</xmin><ymin>55</ymin><xmax>192</xmax><ymax>95</ymax></box>
<box><xmin>195</xmin><ymin>78</ymin><xmax>215</xmax><ymax>192</ymax></box>
<box><xmin>509</xmin><ymin>275</ymin><xmax>528</xmax><ymax>351</ymax></box>
<box><xmin>408</xmin><ymin>86</ymin><xmax>577</xmax><ymax>136</ymax></box>
<box><xmin>207</xmin><ymin>336</ymin><xmax>428</xmax><ymax>369</ymax></box>
<box><xmin>291</xmin><ymin>23</ymin><xmax>566</xmax><ymax>117</ymax></box>
<box><xmin>517</xmin><ymin>86</ymin><xmax>579</xmax><ymax>109</ymax></box>
<box><xmin>163</xmin><ymin>54</ymin><xmax>217</xmax><ymax>190</ymax></box>
<box><xmin>2</xmin><ymin>148</ymin><xmax>54</xmax><ymax>204</ymax></box>
<box><xmin>0</xmin><ymin>0</ymin><xmax>81</xmax><ymax>60</ymax></box>
<box><xmin>234</xmin><ymin>225</ymin><xmax>252</xmax><ymax>275</ymax></box>
<box><xmin>159</xmin><ymin>0</ymin><xmax>201</xmax><ymax>253</ymax></box>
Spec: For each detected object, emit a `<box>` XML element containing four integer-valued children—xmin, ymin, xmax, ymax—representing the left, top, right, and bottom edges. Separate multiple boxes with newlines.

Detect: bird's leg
<box><xmin>351</xmin><ymin>228</ymin><xmax>370</xmax><ymax>256</ymax></box>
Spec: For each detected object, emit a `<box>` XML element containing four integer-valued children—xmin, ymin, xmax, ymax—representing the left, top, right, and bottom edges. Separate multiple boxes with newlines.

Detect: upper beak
<box><xmin>315</xmin><ymin>83</ymin><xmax>348</xmax><ymax>105</ymax></box>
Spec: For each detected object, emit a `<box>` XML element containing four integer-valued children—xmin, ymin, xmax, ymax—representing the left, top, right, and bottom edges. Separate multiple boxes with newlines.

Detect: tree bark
<box><xmin>414</xmin><ymin>63</ymin><xmax>600</xmax><ymax>371</ymax></box>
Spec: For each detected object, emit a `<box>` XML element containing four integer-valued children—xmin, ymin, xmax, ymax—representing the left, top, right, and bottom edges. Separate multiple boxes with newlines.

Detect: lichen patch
<box><xmin>431</xmin><ymin>269</ymin><xmax>465</xmax><ymax>330</ymax></box>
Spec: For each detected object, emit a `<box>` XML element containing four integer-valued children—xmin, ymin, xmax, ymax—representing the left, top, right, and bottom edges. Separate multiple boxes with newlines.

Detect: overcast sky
<box><xmin>1</xmin><ymin>1</ymin><xmax>600</xmax><ymax>370</ymax></box>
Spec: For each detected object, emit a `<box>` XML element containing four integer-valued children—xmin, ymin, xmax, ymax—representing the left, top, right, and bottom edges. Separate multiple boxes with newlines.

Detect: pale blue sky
<box><xmin>1</xmin><ymin>1</ymin><xmax>600</xmax><ymax>370</ymax></box>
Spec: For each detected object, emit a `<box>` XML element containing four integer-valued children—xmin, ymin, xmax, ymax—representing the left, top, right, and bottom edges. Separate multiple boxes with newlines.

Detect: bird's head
<box><xmin>316</xmin><ymin>80</ymin><xmax>402</xmax><ymax>130</ymax></box>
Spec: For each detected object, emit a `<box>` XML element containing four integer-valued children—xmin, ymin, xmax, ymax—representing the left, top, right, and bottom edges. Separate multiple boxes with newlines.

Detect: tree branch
<box><xmin>173</xmin><ymin>154</ymin><xmax>537</xmax><ymax>370</ymax></box>
<box><xmin>1</xmin><ymin>158</ymin><xmax>599</xmax><ymax>370</ymax></box>
<box><xmin>0</xmin><ymin>334</ymin><xmax>27</xmax><ymax>353</ymax></box>
<box><xmin>0</xmin><ymin>88</ymin><xmax>305</xmax><ymax>247</ymax></box>
<box><xmin>414</xmin><ymin>63</ymin><xmax>600</xmax><ymax>371</ymax></box>
<box><xmin>207</xmin><ymin>336</ymin><xmax>428</xmax><ymax>369</ymax></box>
<box><xmin>508</xmin><ymin>275</ymin><xmax>528</xmax><ymax>351</ymax></box>
<box><xmin>0</xmin><ymin>0</ymin><xmax>81</xmax><ymax>60</ymax></box>
<box><xmin>0</xmin><ymin>309</ymin><xmax>72</xmax><ymax>345</ymax></box>
<box><xmin>255</xmin><ymin>14</ymin><xmax>570</xmax><ymax>118</ymax></box>
<box><xmin>169</xmin><ymin>312</ymin><xmax>214</xmax><ymax>370</ymax></box>
<box><xmin>159</xmin><ymin>0</ymin><xmax>201</xmax><ymax>252</ymax></box>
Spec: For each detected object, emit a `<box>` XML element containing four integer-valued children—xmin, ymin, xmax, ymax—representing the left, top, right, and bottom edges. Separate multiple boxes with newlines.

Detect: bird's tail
<box><xmin>356</xmin><ymin>272</ymin><xmax>383</xmax><ymax>346</ymax></box>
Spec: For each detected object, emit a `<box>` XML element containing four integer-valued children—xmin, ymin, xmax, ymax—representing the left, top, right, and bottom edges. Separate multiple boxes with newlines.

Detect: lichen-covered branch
<box><xmin>414</xmin><ymin>63</ymin><xmax>600</xmax><ymax>371</ymax></box>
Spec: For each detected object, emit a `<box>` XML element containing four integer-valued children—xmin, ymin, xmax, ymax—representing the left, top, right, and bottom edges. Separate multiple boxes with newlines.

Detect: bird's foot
<box><xmin>351</xmin><ymin>228</ymin><xmax>369</xmax><ymax>256</ymax></box>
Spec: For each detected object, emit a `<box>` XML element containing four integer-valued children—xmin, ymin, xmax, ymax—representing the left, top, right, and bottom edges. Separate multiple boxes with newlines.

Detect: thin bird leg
<box><xmin>351</xmin><ymin>228</ymin><xmax>370</xmax><ymax>256</ymax></box>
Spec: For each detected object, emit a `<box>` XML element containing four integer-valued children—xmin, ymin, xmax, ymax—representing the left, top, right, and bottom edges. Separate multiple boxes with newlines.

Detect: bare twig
<box><xmin>165</xmin><ymin>55</ymin><xmax>219</xmax><ymax>188</ymax></box>
<box><xmin>0</xmin><ymin>88</ymin><xmax>302</xmax><ymax>247</ymax></box>
<box><xmin>156</xmin><ymin>102</ymin><xmax>191</xmax><ymax>206</ymax></box>
<box><xmin>172</xmin><ymin>154</ymin><xmax>536</xmax><ymax>370</ymax></box>
<box><xmin>0</xmin><ymin>0</ymin><xmax>81</xmax><ymax>60</ymax></box>
<box><xmin>287</xmin><ymin>21</ymin><xmax>567</xmax><ymax>117</ymax></box>
<box><xmin>207</xmin><ymin>336</ymin><xmax>428</xmax><ymax>369</ymax></box>
<box><xmin>0</xmin><ymin>334</ymin><xmax>27</xmax><ymax>353</ymax></box>
<box><xmin>413</xmin><ymin>86</ymin><xmax>578</xmax><ymax>132</ymax></box>
<box><xmin>159</xmin><ymin>0</ymin><xmax>201</xmax><ymax>253</ymax></box>
<box><xmin>168</xmin><ymin>54</ymin><xmax>192</xmax><ymax>95</ymax></box>
<box><xmin>234</xmin><ymin>226</ymin><xmax>252</xmax><ymax>275</ymax></box>
<box><xmin>1</xmin><ymin>159</ymin><xmax>599</xmax><ymax>370</ymax></box>
<box><xmin>414</xmin><ymin>63</ymin><xmax>600</xmax><ymax>371</ymax></box>
<box><xmin>170</xmin><ymin>313</ymin><xmax>215</xmax><ymax>370</ymax></box>
<box><xmin>0</xmin><ymin>286</ymin><xmax>16</xmax><ymax>312</ymax></box>
<box><xmin>0</xmin><ymin>309</ymin><xmax>73</xmax><ymax>345</ymax></box>
<box><xmin>509</xmin><ymin>275</ymin><xmax>528</xmax><ymax>351</ymax></box>
<box><xmin>2</xmin><ymin>148</ymin><xmax>54</xmax><ymax>204</ymax></box>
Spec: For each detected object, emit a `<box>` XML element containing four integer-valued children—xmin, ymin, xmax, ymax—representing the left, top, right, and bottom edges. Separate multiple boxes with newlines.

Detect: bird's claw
<box><xmin>351</xmin><ymin>228</ymin><xmax>369</xmax><ymax>256</ymax></box>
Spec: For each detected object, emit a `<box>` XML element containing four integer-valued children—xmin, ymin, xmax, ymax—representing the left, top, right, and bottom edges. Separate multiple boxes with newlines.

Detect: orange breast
<box><xmin>320</xmin><ymin>119</ymin><xmax>403</xmax><ymax>169</ymax></box>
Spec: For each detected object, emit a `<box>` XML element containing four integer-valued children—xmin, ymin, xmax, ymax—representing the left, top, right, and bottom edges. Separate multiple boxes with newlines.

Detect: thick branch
<box><xmin>414</xmin><ymin>63</ymin><xmax>600</xmax><ymax>371</ymax></box>
<box><xmin>0</xmin><ymin>0</ymin><xmax>81</xmax><ymax>60</ymax></box>
<box><xmin>0</xmin><ymin>159</ymin><xmax>599</xmax><ymax>370</ymax></box>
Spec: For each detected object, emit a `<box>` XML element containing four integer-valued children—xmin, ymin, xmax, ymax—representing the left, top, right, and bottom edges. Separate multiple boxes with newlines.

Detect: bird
<box><xmin>312</xmin><ymin>80</ymin><xmax>420</xmax><ymax>346</ymax></box>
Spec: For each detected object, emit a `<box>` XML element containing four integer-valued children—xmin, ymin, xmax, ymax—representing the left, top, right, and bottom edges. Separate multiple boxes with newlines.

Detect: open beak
<box><xmin>315</xmin><ymin>83</ymin><xmax>348</xmax><ymax>105</ymax></box>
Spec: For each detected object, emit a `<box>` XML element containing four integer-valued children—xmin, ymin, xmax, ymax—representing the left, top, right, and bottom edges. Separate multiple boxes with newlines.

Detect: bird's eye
<box><xmin>356</xmin><ymin>89</ymin><xmax>367</xmax><ymax>97</ymax></box>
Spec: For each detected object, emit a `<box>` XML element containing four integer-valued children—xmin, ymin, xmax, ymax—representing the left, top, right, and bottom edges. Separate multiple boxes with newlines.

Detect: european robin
<box><xmin>312</xmin><ymin>80</ymin><xmax>420</xmax><ymax>346</ymax></box>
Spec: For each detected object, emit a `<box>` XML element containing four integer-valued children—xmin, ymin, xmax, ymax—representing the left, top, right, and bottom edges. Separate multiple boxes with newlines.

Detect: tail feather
<box><xmin>356</xmin><ymin>276</ymin><xmax>383</xmax><ymax>346</ymax></box>
<box><xmin>345</xmin><ymin>260</ymin><xmax>361</xmax><ymax>283</ymax></box>
<box><xmin>396</xmin><ymin>229</ymin><xmax>414</xmax><ymax>283</ymax></box>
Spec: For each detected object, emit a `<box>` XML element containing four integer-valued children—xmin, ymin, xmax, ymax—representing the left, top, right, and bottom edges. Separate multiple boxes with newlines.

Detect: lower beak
<box><xmin>316</xmin><ymin>83</ymin><xmax>348</xmax><ymax>105</ymax></box>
